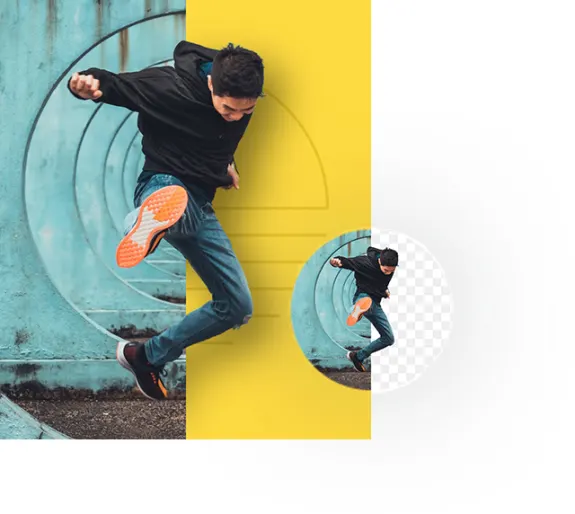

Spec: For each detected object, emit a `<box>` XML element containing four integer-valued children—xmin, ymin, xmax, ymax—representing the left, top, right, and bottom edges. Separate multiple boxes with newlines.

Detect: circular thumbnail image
<box><xmin>290</xmin><ymin>230</ymin><xmax>373</xmax><ymax>391</ymax></box>
<box><xmin>290</xmin><ymin>229</ymin><xmax>454</xmax><ymax>393</ymax></box>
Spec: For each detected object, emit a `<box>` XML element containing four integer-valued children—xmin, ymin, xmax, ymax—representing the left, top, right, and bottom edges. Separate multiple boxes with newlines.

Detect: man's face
<box><xmin>379</xmin><ymin>261</ymin><xmax>396</xmax><ymax>275</ymax></box>
<box><xmin>208</xmin><ymin>75</ymin><xmax>258</xmax><ymax>122</ymax></box>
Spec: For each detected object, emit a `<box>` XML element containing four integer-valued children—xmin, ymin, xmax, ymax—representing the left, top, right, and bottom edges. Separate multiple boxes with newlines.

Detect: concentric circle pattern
<box><xmin>291</xmin><ymin>230</ymin><xmax>371</xmax><ymax>370</ymax></box>
<box><xmin>370</xmin><ymin>228</ymin><xmax>454</xmax><ymax>393</ymax></box>
<box><xmin>23</xmin><ymin>12</ymin><xmax>187</xmax><ymax>334</ymax></box>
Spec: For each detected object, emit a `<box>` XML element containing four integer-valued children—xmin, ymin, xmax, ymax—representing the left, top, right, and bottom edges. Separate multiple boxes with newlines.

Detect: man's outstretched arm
<box><xmin>67</xmin><ymin>66</ymin><xmax>178</xmax><ymax>113</ymax></box>
<box><xmin>330</xmin><ymin>256</ymin><xmax>360</xmax><ymax>270</ymax></box>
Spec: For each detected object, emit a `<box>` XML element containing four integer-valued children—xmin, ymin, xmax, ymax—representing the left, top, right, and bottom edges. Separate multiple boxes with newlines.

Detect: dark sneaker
<box><xmin>346</xmin><ymin>296</ymin><xmax>373</xmax><ymax>326</ymax></box>
<box><xmin>116</xmin><ymin>341</ymin><xmax>168</xmax><ymax>400</ymax></box>
<box><xmin>347</xmin><ymin>351</ymin><xmax>367</xmax><ymax>372</ymax></box>
<box><xmin>148</xmin><ymin>230</ymin><xmax>165</xmax><ymax>255</ymax></box>
<box><xmin>116</xmin><ymin>185</ymin><xmax>188</xmax><ymax>268</ymax></box>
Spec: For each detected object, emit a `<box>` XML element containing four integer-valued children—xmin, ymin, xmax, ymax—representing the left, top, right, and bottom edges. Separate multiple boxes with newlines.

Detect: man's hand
<box><xmin>385</xmin><ymin>289</ymin><xmax>391</xmax><ymax>299</ymax></box>
<box><xmin>225</xmin><ymin>163</ymin><xmax>240</xmax><ymax>190</ymax></box>
<box><xmin>69</xmin><ymin>73</ymin><xmax>102</xmax><ymax>100</ymax></box>
<box><xmin>330</xmin><ymin>258</ymin><xmax>342</xmax><ymax>267</ymax></box>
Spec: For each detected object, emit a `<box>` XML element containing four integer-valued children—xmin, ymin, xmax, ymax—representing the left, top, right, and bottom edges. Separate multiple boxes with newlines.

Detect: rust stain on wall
<box><xmin>95</xmin><ymin>0</ymin><xmax>112</xmax><ymax>39</ymax></box>
<box><xmin>46</xmin><ymin>0</ymin><xmax>58</xmax><ymax>55</ymax></box>
<box><xmin>47</xmin><ymin>0</ymin><xmax>57</xmax><ymax>25</ymax></box>
<box><xmin>96</xmin><ymin>0</ymin><xmax>103</xmax><ymax>38</ymax></box>
<box><xmin>174</xmin><ymin>10</ymin><xmax>185</xmax><ymax>37</ymax></box>
<box><xmin>145</xmin><ymin>0</ymin><xmax>152</xmax><ymax>16</ymax></box>
<box><xmin>119</xmin><ymin>29</ymin><xmax>129</xmax><ymax>72</ymax></box>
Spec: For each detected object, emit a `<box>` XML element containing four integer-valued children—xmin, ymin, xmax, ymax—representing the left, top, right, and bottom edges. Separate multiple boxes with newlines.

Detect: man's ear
<box><xmin>207</xmin><ymin>75</ymin><xmax>213</xmax><ymax>93</ymax></box>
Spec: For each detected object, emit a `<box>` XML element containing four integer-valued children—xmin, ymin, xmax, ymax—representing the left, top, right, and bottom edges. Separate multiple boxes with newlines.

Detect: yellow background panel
<box><xmin>186</xmin><ymin>0</ymin><xmax>371</xmax><ymax>438</ymax></box>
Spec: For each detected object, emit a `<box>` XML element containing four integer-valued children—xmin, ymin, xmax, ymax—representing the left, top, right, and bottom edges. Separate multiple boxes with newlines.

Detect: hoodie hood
<box><xmin>173</xmin><ymin>41</ymin><xmax>218</xmax><ymax>97</ymax></box>
<box><xmin>367</xmin><ymin>246</ymin><xmax>383</xmax><ymax>265</ymax></box>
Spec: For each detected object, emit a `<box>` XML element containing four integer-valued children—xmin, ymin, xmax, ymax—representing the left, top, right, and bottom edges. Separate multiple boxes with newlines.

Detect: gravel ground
<box><xmin>11</xmin><ymin>369</ymin><xmax>366</xmax><ymax>439</ymax></box>
<box><xmin>15</xmin><ymin>398</ymin><xmax>186</xmax><ymax>439</ymax></box>
<box><xmin>321</xmin><ymin>370</ymin><xmax>371</xmax><ymax>390</ymax></box>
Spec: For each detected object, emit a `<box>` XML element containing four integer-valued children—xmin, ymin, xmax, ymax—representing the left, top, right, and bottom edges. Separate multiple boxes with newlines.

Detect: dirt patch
<box><xmin>154</xmin><ymin>294</ymin><xmax>186</xmax><ymax>304</ymax></box>
<box><xmin>14</xmin><ymin>398</ymin><xmax>185</xmax><ymax>439</ymax></box>
<box><xmin>1</xmin><ymin>382</ymin><xmax>185</xmax><ymax>401</ymax></box>
<box><xmin>108</xmin><ymin>325</ymin><xmax>159</xmax><ymax>339</ymax></box>
<box><xmin>14</xmin><ymin>329</ymin><xmax>30</xmax><ymax>346</ymax></box>
<box><xmin>320</xmin><ymin>370</ymin><xmax>371</xmax><ymax>390</ymax></box>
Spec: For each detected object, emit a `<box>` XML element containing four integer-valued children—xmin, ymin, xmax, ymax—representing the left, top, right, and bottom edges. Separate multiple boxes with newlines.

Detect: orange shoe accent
<box><xmin>150</xmin><ymin>371</ymin><xmax>168</xmax><ymax>398</ymax></box>
<box><xmin>116</xmin><ymin>185</ymin><xmax>187</xmax><ymax>268</ymax></box>
<box><xmin>346</xmin><ymin>297</ymin><xmax>373</xmax><ymax>326</ymax></box>
<box><xmin>157</xmin><ymin>379</ymin><xmax>168</xmax><ymax>398</ymax></box>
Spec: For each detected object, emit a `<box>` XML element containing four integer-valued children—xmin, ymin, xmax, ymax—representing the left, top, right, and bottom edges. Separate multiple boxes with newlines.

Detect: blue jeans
<box><xmin>125</xmin><ymin>173</ymin><xmax>253</xmax><ymax>367</ymax></box>
<box><xmin>352</xmin><ymin>291</ymin><xmax>395</xmax><ymax>362</ymax></box>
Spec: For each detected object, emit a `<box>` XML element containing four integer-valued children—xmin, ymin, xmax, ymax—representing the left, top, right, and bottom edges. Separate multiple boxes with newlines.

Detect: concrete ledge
<box><xmin>0</xmin><ymin>359</ymin><xmax>186</xmax><ymax>399</ymax></box>
<box><xmin>0</xmin><ymin>394</ymin><xmax>69</xmax><ymax>439</ymax></box>
<box><xmin>84</xmin><ymin>309</ymin><xmax>185</xmax><ymax>335</ymax></box>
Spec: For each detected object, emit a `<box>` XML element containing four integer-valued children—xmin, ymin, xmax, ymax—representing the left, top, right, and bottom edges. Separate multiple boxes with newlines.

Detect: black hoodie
<box><xmin>68</xmin><ymin>41</ymin><xmax>252</xmax><ymax>201</ymax></box>
<box><xmin>334</xmin><ymin>246</ymin><xmax>395</xmax><ymax>302</ymax></box>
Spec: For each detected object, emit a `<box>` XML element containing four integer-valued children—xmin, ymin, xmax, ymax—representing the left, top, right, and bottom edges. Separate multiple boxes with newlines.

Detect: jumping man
<box><xmin>330</xmin><ymin>247</ymin><xmax>399</xmax><ymax>372</ymax></box>
<box><xmin>68</xmin><ymin>41</ymin><xmax>264</xmax><ymax>399</ymax></box>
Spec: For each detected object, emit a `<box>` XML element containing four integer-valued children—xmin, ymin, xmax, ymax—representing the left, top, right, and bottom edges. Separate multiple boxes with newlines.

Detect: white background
<box><xmin>2</xmin><ymin>1</ymin><xmax>575</xmax><ymax>512</ymax></box>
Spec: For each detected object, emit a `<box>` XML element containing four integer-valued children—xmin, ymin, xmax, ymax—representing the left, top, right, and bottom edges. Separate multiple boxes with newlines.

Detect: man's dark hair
<box><xmin>379</xmin><ymin>248</ymin><xmax>399</xmax><ymax>267</ymax></box>
<box><xmin>211</xmin><ymin>43</ymin><xmax>264</xmax><ymax>99</ymax></box>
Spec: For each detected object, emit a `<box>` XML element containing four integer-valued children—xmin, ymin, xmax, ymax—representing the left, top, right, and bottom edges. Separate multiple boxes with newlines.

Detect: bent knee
<box><xmin>231</xmin><ymin>294</ymin><xmax>253</xmax><ymax>327</ymax></box>
<box><xmin>216</xmin><ymin>292</ymin><xmax>252</xmax><ymax>327</ymax></box>
<box><xmin>378</xmin><ymin>330</ymin><xmax>394</xmax><ymax>345</ymax></box>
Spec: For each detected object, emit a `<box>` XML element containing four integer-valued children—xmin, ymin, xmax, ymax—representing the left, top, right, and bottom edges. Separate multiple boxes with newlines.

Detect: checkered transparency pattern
<box><xmin>370</xmin><ymin>229</ymin><xmax>453</xmax><ymax>393</ymax></box>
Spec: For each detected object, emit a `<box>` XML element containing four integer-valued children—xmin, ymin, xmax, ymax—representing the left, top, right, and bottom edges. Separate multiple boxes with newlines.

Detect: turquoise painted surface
<box><xmin>291</xmin><ymin>230</ymin><xmax>372</xmax><ymax>370</ymax></box>
<box><xmin>0</xmin><ymin>394</ymin><xmax>68</xmax><ymax>439</ymax></box>
<box><xmin>0</xmin><ymin>0</ymin><xmax>187</xmax><ymax>393</ymax></box>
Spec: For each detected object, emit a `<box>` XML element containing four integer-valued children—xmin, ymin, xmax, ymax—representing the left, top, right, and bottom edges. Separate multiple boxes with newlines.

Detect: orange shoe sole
<box><xmin>116</xmin><ymin>185</ymin><xmax>188</xmax><ymax>268</ymax></box>
<box><xmin>346</xmin><ymin>297</ymin><xmax>373</xmax><ymax>326</ymax></box>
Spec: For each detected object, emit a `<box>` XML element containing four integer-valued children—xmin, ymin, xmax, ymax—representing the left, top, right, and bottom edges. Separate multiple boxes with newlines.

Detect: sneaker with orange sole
<box><xmin>346</xmin><ymin>296</ymin><xmax>373</xmax><ymax>326</ymax></box>
<box><xmin>116</xmin><ymin>341</ymin><xmax>168</xmax><ymax>400</ymax></box>
<box><xmin>346</xmin><ymin>350</ymin><xmax>367</xmax><ymax>372</ymax></box>
<box><xmin>116</xmin><ymin>185</ymin><xmax>188</xmax><ymax>268</ymax></box>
